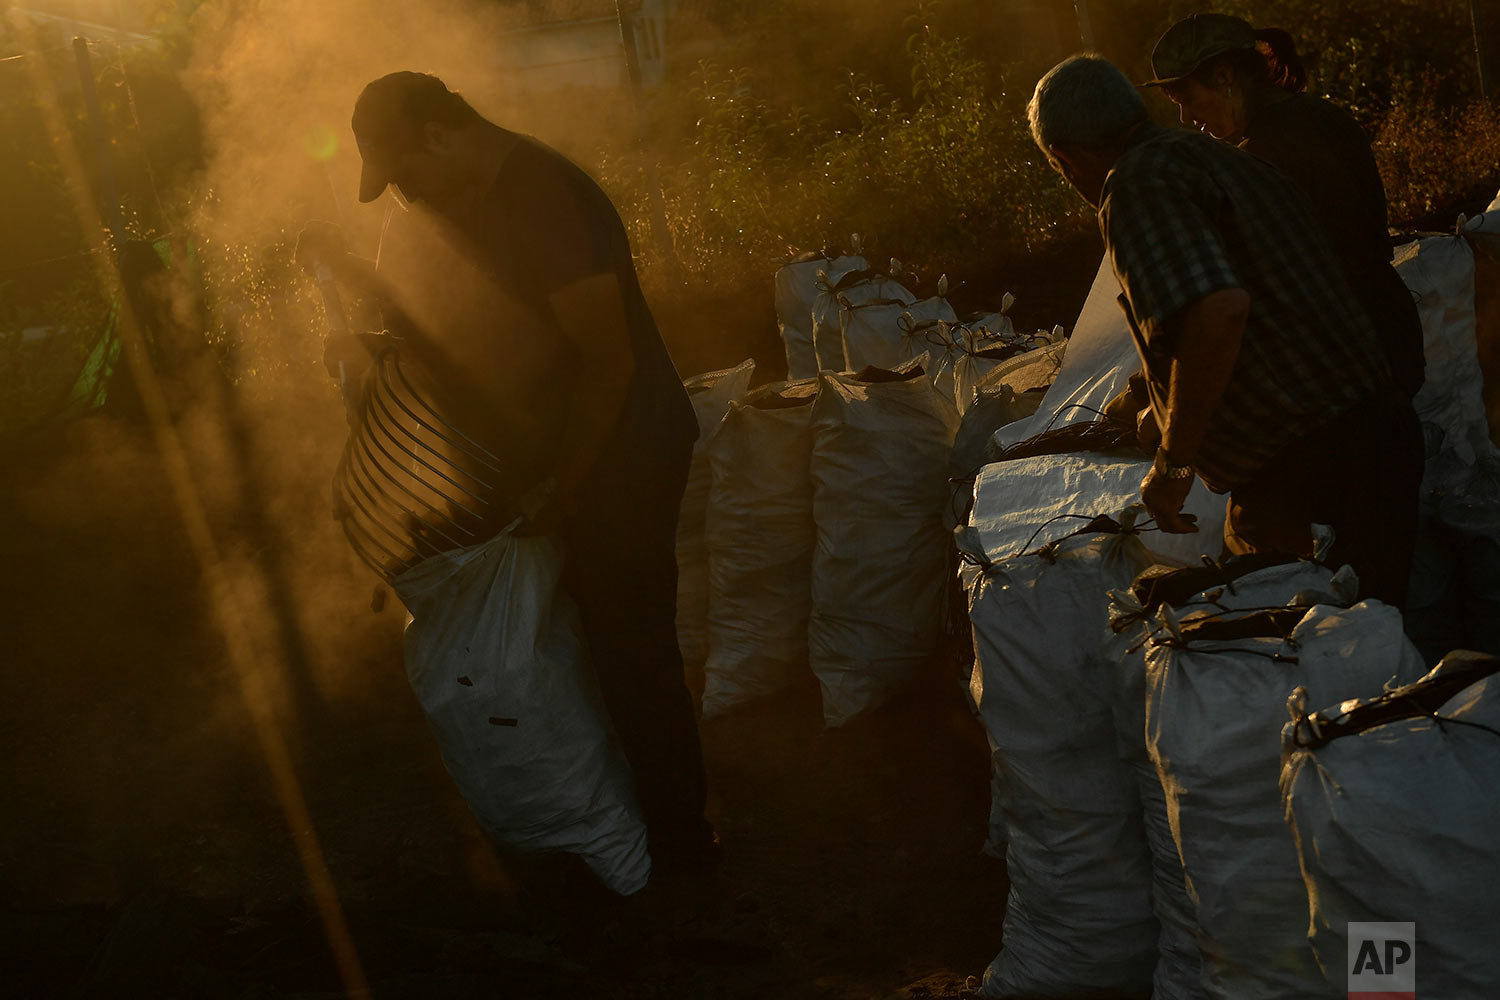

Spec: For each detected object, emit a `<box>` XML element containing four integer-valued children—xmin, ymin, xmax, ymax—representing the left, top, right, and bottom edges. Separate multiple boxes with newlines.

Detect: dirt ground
<box><xmin>0</xmin><ymin>382</ymin><xmax>1005</xmax><ymax>999</ymax></box>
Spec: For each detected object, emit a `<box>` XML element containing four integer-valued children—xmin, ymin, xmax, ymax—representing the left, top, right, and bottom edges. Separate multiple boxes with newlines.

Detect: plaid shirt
<box><xmin>1099</xmin><ymin>124</ymin><xmax>1389</xmax><ymax>490</ymax></box>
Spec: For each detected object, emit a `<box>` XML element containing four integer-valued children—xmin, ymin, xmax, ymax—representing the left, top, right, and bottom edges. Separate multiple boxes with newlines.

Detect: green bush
<box><xmin>602</xmin><ymin>11</ymin><xmax>1091</xmax><ymax>298</ymax></box>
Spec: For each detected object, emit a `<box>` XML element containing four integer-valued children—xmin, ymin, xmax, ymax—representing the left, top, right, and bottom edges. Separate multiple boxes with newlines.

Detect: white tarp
<box><xmin>970</xmin><ymin>526</ymin><xmax>1162</xmax><ymax>1000</ymax></box>
<box><xmin>675</xmin><ymin>361</ymin><xmax>755</xmax><ymax>675</ymax></box>
<box><xmin>777</xmin><ymin>254</ymin><xmax>867</xmax><ymax>379</ymax></box>
<box><xmin>702</xmin><ymin>379</ymin><xmax>818</xmax><ymax>718</ymax></box>
<box><xmin>1141</xmin><ymin>571</ymin><xmax>1427</xmax><ymax>999</ymax></box>
<box><xmin>811</xmin><ymin>272</ymin><xmax>914</xmax><ymax>373</ymax></box>
<box><xmin>1281</xmin><ymin>652</ymin><xmax>1500</xmax><ymax>999</ymax></box>
<box><xmin>998</xmin><ymin>257</ymin><xmax>1138</xmax><ymax>448</ymax></box>
<box><xmin>809</xmin><ymin>359</ymin><xmax>959</xmax><ymax>726</ymax></box>
<box><xmin>395</xmin><ymin>530</ymin><xmax>651</xmax><ymax>896</ymax></box>
<box><xmin>843</xmin><ymin>295</ymin><xmax>956</xmax><ymax>374</ymax></box>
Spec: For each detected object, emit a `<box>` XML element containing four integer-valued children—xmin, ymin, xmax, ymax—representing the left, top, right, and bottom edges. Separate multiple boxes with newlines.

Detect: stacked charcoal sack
<box><xmin>808</xmin><ymin>357</ymin><xmax>960</xmax><ymax>726</ymax></box>
<box><xmin>702</xmin><ymin>378</ymin><xmax>819</xmax><ymax>718</ymax></box>
<box><xmin>898</xmin><ymin>290</ymin><xmax>1006</xmax><ymax>406</ymax></box>
<box><xmin>840</xmin><ymin>273</ymin><xmax>956</xmax><ymax>374</ymax></box>
<box><xmin>956</xmin><ymin>463</ymin><xmax>1224</xmax><ymax>999</ymax></box>
<box><xmin>810</xmin><ymin>263</ymin><xmax>916</xmax><ymax>374</ymax></box>
<box><xmin>1282</xmin><ymin>650</ymin><xmax>1500</xmax><ymax>997</ymax></box>
<box><xmin>948</xmin><ymin>252</ymin><xmax>1211</xmax><ymax>997</ymax></box>
<box><xmin>1109</xmin><ymin>557</ymin><xmax>1427</xmax><ymax>998</ymax></box>
<box><xmin>776</xmin><ymin>248</ymin><xmax>868</xmax><ymax>379</ymax></box>
<box><xmin>1397</xmin><ymin>209</ymin><xmax>1500</xmax><ymax>661</ymax></box>
<box><xmin>674</xmin><ymin>361</ymin><xmax>755</xmax><ymax>693</ymax></box>
<box><xmin>961</xmin><ymin>512</ymin><xmax>1164</xmax><ymax>998</ymax></box>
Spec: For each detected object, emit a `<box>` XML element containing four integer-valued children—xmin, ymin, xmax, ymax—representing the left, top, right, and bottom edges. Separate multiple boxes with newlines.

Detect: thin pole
<box><xmin>1472</xmin><ymin>0</ymin><xmax>1493</xmax><ymax>99</ymax></box>
<box><xmin>614</xmin><ymin>2</ymin><xmax>683</xmax><ymax>279</ymax></box>
<box><xmin>72</xmin><ymin>36</ymin><xmax>125</xmax><ymax>252</ymax></box>
<box><xmin>1075</xmin><ymin>0</ymin><xmax>1095</xmax><ymax>49</ymax></box>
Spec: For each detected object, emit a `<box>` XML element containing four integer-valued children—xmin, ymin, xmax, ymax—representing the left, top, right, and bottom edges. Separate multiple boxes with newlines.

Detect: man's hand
<box><xmin>1141</xmin><ymin>463</ymin><xmax>1198</xmax><ymax>533</ymax></box>
<box><xmin>295</xmin><ymin>220</ymin><xmax>349</xmax><ymax>277</ymax></box>
<box><xmin>1137</xmin><ymin>406</ymin><xmax>1162</xmax><ymax>452</ymax></box>
<box><xmin>1102</xmin><ymin>386</ymin><xmax>1138</xmax><ymax>424</ymax></box>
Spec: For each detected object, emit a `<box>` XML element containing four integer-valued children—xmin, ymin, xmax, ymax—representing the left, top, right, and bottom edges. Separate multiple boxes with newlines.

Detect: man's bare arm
<box><xmin>1139</xmin><ymin>286</ymin><xmax>1250</xmax><ymax>531</ymax></box>
<box><xmin>1160</xmin><ymin>287</ymin><xmax>1250</xmax><ymax>463</ymax></box>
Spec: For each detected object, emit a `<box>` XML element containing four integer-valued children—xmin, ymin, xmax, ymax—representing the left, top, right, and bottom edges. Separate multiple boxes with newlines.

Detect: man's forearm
<box><xmin>1160</xmin><ymin>288</ymin><xmax>1250</xmax><ymax>463</ymax></box>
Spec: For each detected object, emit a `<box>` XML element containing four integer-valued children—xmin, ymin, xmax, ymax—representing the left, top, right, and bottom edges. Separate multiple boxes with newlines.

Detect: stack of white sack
<box><xmin>1395</xmin><ymin>220</ymin><xmax>1500</xmax><ymax>661</ymax></box>
<box><xmin>842</xmin><ymin>289</ymin><xmax>956</xmax><ymax>374</ymax></box>
<box><xmin>1127</xmin><ymin>562</ymin><xmax>1427</xmax><ymax>998</ymax></box>
<box><xmin>674</xmin><ymin>361</ymin><xmax>755</xmax><ymax>683</ymax></box>
<box><xmin>777</xmin><ymin>251</ymin><xmax>867</xmax><ymax>379</ymax></box>
<box><xmin>1104</xmin><ymin>556</ymin><xmax>1355</xmax><ymax>1000</ymax></box>
<box><xmin>963</xmin><ymin>514</ymin><xmax>1164</xmax><ymax>999</ymax></box>
<box><xmin>811</xmin><ymin>266</ymin><xmax>915</xmax><ymax>373</ymax></box>
<box><xmin>895</xmin><ymin>291</ymin><xmax>1014</xmax><ymax>406</ymax></box>
<box><xmin>956</xmin><ymin>442</ymin><xmax>1224</xmax><ymax>998</ymax></box>
<box><xmin>702</xmin><ymin>378</ymin><xmax>819</xmax><ymax>718</ymax></box>
<box><xmin>809</xmin><ymin>358</ymin><xmax>959</xmax><ymax>726</ymax></box>
<box><xmin>1281</xmin><ymin>649</ymin><xmax>1500</xmax><ymax>998</ymax></box>
<box><xmin>395</xmin><ymin>529</ymin><xmax>651</xmax><ymax>896</ymax></box>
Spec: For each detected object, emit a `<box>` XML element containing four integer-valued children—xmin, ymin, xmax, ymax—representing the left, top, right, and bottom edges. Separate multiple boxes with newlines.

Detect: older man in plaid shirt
<box><xmin>1028</xmin><ymin>55</ymin><xmax>1422</xmax><ymax>608</ymax></box>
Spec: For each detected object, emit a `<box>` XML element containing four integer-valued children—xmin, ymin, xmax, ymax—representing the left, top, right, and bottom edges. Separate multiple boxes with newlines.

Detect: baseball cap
<box><xmin>1141</xmin><ymin>13</ymin><xmax>1256</xmax><ymax>87</ymax></box>
<box><xmin>351</xmin><ymin>71</ymin><xmax>455</xmax><ymax>202</ymax></box>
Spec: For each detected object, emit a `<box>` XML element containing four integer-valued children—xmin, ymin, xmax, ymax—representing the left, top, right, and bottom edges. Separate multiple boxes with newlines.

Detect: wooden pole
<box><xmin>1075</xmin><ymin>0</ymin><xmax>1095</xmax><ymax>49</ymax></box>
<box><xmin>614</xmin><ymin>2</ymin><xmax>683</xmax><ymax>280</ymax></box>
<box><xmin>72</xmin><ymin>36</ymin><xmax>125</xmax><ymax>252</ymax></box>
<box><xmin>1472</xmin><ymin>0</ymin><xmax>1494</xmax><ymax>99</ymax></box>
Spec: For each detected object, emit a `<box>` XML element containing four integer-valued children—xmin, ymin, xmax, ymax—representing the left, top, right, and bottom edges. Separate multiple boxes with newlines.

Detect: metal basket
<box><xmin>333</xmin><ymin>348</ymin><xmax>514</xmax><ymax>581</ymax></box>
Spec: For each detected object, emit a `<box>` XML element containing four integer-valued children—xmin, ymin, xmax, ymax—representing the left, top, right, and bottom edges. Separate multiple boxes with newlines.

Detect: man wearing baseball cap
<box><xmin>301</xmin><ymin>71</ymin><xmax>715</xmax><ymax>880</ymax></box>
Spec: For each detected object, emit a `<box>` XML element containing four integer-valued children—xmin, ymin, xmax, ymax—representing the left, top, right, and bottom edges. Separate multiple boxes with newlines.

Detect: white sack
<box><xmin>395</xmin><ymin>530</ymin><xmax>651</xmax><ymax>896</ymax></box>
<box><xmin>969</xmin><ymin>526</ymin><xmax>1162</xmax><ymax>1000</ymax></box>
<box><xmin>843</xmin><ymin>294</ymin><xmax>956</xmax><ymax>374</ymax></box>
<box><xmin>955</xmin><ymin>452</ymin><xmax>1225</xmax><ymax>570</ymax></box>
<box><xmin>811</xmin><ymin>271</ymin><xmax>914</xmax><ymax>373</ymax></box>
<box><xmin>1395</xmin><ymin>235</ymin><xmax>1498</xmax><ymax>492</ymax></box>
<box><xmin>1142</xmin><ymin>572</ymin><xmax>1427</xmax><ymax>999</ymax></box>
<box><xmin>809</xmin><ymin>360</ymin><xmax>959</xmax><ymax>726</ymax></box>
<box><xmin>1281</xmin><ymin>651</ymin><xmax>1500</xmax><ymax>998</ymax></box>
<box><xmin>675</xmin><ymin>360</ymin><xmax>755</xmax><ymax>674</ymax></box>
<box><xmin>1105</xmin><ymin>560</ymin><xmax>1361</xmax><ymax>1000</ymax></box>
<box><xmin>999</xmin><ymin>257</ymin><xmax>1139</xmax><ymax>448</ymax></box>
<box><xmin>702</xmin><ymin>379</ymin><xmax>818</xmax><ymax>718</ymax></box>
<box><xmin>953</xmin><ymin>330</ymin><xmax>1065</xmax><ymax>414</ymax></box>
<box><xmin>778</xmin><ymin>253</ymin><xmax>867</xmax><ymax>379</ymax></box>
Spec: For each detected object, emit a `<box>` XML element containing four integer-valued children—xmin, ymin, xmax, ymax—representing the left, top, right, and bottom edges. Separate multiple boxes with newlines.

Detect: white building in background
<box><xmin>491</xmin><ymin>0</ymin><xmax>676</xmax><ymax>95</ymax></box>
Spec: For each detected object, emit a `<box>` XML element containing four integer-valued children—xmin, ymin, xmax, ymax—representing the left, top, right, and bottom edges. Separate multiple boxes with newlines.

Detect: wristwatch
<box><xmin>1153</xmin><ymin>447</ymin><xmax>1195</xmax><ymax>480</ymax></box>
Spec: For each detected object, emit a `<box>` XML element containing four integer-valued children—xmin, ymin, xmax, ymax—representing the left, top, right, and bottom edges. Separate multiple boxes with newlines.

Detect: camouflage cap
<box><xmin>1141</xmin><ymin>12</ymin><xmax>1256</xmax><ymax>87</ymax></box>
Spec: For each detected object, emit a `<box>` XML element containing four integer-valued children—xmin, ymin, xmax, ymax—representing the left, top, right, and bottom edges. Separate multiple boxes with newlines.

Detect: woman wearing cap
<box><xmin>1143</xmin><ymin>12</ymin><xmax>1425</xmax><ymax>398</ymax></box>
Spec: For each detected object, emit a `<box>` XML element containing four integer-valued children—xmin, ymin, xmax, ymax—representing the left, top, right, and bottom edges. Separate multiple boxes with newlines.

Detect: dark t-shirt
<box><xmin>380</xmin><ymin>135</ymin><xmax>696</xmax><ymax>498</ymax></box>
<box><xmin>1240</xmin><ymin>94</ymin><xmax>1425</xmax><ymax>397</ymax></box>
<box><xmin>462</xmin><ymin>136</ymin><xmax>697</xmax><ymax>481</ymax></box>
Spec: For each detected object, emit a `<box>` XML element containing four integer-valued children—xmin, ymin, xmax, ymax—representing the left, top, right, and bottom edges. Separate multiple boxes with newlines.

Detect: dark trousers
<box><xmin>561</xmin><ymin>445</ymin><xmax>713</xmax><ymax>861</ymax></box>
<box><xmin>1223</xmin><ymin>389</ymin><xmax>1424</xmax><ymax>610</ymax></box>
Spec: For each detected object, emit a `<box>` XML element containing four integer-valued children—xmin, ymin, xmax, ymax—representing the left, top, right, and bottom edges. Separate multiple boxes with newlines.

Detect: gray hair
<box><xmin>1028</xmin><ymin>55</ymin><xmax>1148</xmax><ymax>156</ymax></box>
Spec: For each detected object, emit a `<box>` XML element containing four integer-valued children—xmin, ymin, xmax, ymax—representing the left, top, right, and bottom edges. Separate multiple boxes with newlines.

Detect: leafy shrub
<box><xmin>601</xmin><ymin>11</ymin><xmax>1091</xmax><ymax>298</ymax></box>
